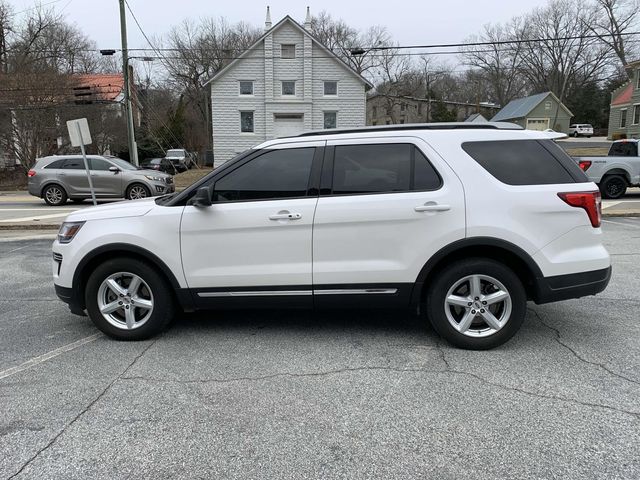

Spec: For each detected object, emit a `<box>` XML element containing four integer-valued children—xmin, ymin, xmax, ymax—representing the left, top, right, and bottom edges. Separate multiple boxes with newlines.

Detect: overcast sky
<box><xmin>9</xmin><ymin>0</ymin><xmax>551</xmax><ymax>53</ymax></box>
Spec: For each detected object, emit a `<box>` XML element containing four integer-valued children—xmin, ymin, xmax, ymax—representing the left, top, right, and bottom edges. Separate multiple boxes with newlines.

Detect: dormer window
<box><xmin>281</xmin><ymin>44</ymin><xmax>296</xmax><ymax>59</ymax></box>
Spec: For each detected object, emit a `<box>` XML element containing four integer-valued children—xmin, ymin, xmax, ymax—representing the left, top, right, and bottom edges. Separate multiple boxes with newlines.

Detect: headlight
<box><xmin>145</xmin><ymin>175</ymin><xmax>164</xmax><ymax>182</ymax></box>
<box><xmin>57</xmin><ymin>221</ymin><xmax>85</xmax><ymax>244</ymax></box>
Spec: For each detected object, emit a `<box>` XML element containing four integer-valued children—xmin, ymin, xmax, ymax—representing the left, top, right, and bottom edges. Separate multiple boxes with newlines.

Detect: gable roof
<box><xmin>612</xmin><ymin>83</ymin><xmax>634</xmax><ymax>106</ymax></box>
<box><xmin>204</xmin><ymin>15</ymin><xmax>373</xmax><ymax>88</ymax></box>
<box><xmin>491</xmin><ymin>91</ymin><xmax>573</xmax><ymax>121</ymax></box>
<box><xmin>465</xmin><ymin>113</ymin><xmax>488</xmax><ymax>123</ymax></box>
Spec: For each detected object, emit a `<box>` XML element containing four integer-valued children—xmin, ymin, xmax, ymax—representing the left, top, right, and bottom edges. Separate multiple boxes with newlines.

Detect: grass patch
<box><xmin>564</xmin><ymin>147</ymin><xmax>609</xmax><ymax>157</ymax></box>
<box><xmin>174</xmin><ymin>168</ymin><xmax>213</xmax><ymax>190</ymax></box>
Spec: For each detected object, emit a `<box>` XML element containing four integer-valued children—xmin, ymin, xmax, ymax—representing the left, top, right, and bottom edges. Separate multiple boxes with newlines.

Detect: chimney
<box><xmin>265</xmin><ymin>6</ymin><xmax>272</xmax><ymax>31</ymax></box>
<box><xmin>304</xmin><ymin>6</ymin><xmax>311</xmax><ymax>30</ymax></box>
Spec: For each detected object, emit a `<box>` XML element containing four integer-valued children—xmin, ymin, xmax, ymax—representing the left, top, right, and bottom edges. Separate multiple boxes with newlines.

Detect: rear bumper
<box><xmin>533</xmin><ymin>266</ymin><xmax>611</xmax><ymax>304</ymax></box>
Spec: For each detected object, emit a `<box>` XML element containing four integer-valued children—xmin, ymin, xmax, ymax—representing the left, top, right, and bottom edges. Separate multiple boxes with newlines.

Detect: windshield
<box><xmin>108</xmin><ymin>157</ymin><xmax>137</xmax><ymax>170</ymax></box>
<box><xmin>166</xmin><ymin>149</ymin><xmax>185</xmax><ymax>157</ymax></box>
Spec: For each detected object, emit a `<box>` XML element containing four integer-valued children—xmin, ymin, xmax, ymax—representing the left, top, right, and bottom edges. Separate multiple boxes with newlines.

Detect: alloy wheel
<box><xmin>97</xmin><ymin>272</ymin><xmax>154</xmax><ymax>330</ymax></box>
<box><xmin>444</xmin><ymin>274</ymin><xmax>512</xmax><ymax>338</ymax></box>
<box><xmin>129</xmin><ymin>185</ymin><xmax>148</xmax><ymax>200</ymax></box>
<box><xmin>46</xmin><ymin>187</ymin><xmax>63</xmax><ymax>204</ymax></box>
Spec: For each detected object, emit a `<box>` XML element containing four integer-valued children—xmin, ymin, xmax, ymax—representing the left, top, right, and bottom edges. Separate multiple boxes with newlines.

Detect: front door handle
<box><xmin>415</xmin><ymin>202</ymin><xmax>450</xmax><ymax>212</ymax></box>
<box><xmin>269</xmin><ymin>212</ymin><xmax>302</xmax><ymax>221</ymax></box>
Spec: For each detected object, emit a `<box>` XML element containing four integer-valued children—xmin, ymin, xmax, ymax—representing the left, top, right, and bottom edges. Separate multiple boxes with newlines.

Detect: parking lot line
<box><xmin>0</xmin><ymin>333</ymin><xmax>102</xmax><ymax>380</ymax></box>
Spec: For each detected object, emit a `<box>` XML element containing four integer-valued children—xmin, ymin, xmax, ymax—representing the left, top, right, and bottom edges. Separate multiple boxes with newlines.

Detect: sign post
<box><xmin>66</xmin><ymin>118</ymin><xmax>97</xmax><ymax>206</ymax></box>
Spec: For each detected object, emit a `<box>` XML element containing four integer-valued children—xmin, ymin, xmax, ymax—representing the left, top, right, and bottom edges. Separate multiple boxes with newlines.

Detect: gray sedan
<box><xmin>27</xmin><ymin>155</ymin><xmax>175</xmax><ymax>206</ymax></box>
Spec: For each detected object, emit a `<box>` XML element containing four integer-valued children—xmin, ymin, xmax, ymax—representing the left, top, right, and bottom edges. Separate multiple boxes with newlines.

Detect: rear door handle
<box><xmin>269</xmin><ymin>212</ymin><xmax>302</xmax><ymax>221</ymax></box>
<box><xmin>415</xmin><ymin>203</ymin><xmax>450</xmax><ymax>212</ymax></box>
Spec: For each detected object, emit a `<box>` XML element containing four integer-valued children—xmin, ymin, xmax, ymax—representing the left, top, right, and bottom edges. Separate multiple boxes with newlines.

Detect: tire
<box><xmin>43</xmin><ymin>184</ymin><xmax>67</xmax><ymax>206</ymax></box>
<box><xmin>573</xmin><ymin>131</ymin><xmax>579</xmax><ymax>137</ymax></box>
<box><xmin>85</xmin><ymin>257</ymin><xmax>175</xmax><ymax>340</ymax></box>
<box><xmin>426</xmin><ymin>258</ymin><xmax>526</xmax><ymax>350</ymax></box>
<box><xmin>126</xmin><ymin>183</ymin><xmax>151</xmax><ymax>200</ymax></box>
<box><xmin>599</xmin><ymin>174</ymin><xmax>627</xmax><ymax>199</ymax></box>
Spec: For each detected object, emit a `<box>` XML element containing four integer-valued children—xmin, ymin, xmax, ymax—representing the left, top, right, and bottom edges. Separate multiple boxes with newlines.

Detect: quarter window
<box><xmin>462</xmin><ymin>140</ymin><xmax>584</xmax><ymax>185</ymax></box>
<box><xmin>213</xmin><ymin>148</ymin><xmax>315</xmax><ymax>202</ymax></box>
<box><xmin>240</xmin><ymin>111</ymin><xmax>254</xmax><ymax>133</ymax></box>
<box><xmin>324</xmin><ymin>111</ymin><xmax>337</xmax><ymax>129</ymax></box>
<box><xmin>281</xmin><ymin>44</ymin><xmax>296</xmax><ymax>59</ymax></box>
<box><xmin>331</xmin><ymin>144</ymin><xmax>441</xmax><ymax>195</ymax></box>
<box><xmin>324</xmin><ymin>81</ymin><xmax>337</xmax><ymax>95</ymax></box>
<box><xmin>239</xmin><ymin>81</ymin><xmax>254</xmax><ymax>95</ymax></box>
<box><xmin>44</xmin><ymin>159</ymin><xmax>66</xmax><ymax>169</ymax></box>
<box><xmin>282</xmin><ymin>81</ymin><xmax>296</xmax><ymax>96</ymax></box>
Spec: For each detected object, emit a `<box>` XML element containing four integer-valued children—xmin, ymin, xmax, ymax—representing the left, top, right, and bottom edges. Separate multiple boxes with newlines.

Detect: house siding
<box><xmin>607</xmin><ymin>66</ymin><xmax>640</xmax><ymax>139</ymax></box>
<box><xmin>210</xmin><ymin>17</ymin><xmax>368</xmax><ymax>166</ymax></box>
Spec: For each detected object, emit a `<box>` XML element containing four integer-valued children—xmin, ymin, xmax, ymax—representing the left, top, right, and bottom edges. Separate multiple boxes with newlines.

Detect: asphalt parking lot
<box><xmin>1</xmin><ymin>220</ymin><xmax>639</xmax><ymax>479</ymax></box>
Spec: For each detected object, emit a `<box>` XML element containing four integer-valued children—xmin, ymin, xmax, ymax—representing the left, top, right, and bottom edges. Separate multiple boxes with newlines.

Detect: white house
<box><xmin>206</xmin><ymin>8</ymin><xmax>372</xmax><ymax>166</ymax></box>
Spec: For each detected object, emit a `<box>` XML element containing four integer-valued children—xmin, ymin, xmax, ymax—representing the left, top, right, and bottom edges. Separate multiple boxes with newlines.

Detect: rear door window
<box><xmin>609</xmin><ymin>142</ymin><xmax>638</xmax><ymax>157</ymax></box>
<box><xmin>330</xmin><ymin>144</ymin><xmax>441</xmax><ymax>195</ymax></box>
<box><xmin>462</xmin><ymin>139</ymin><xmax>586</xmax><ymax>185</ymax></box>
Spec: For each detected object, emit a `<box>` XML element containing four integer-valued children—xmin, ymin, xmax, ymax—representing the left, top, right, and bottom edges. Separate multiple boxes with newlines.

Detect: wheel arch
<box><xmin>40</xmin><ymin>181</ymin><xmax>67</xmax><ymax>198</ymax></box>
<box><xmin>71</xmin><ymin>243</ymin><xmax>194</xmax><ymax>311</ymax></box>
<box><xmin>411</xmin><ymin>237</ymin><xmax>544</xmax><ymax>308</ymax></box>
<box><xmin>602</xmin><ymin>168</ymin><xmax>631</xmax><ymax>184</ymax></box>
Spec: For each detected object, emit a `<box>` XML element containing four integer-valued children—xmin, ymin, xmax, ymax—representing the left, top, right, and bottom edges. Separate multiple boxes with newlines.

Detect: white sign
<box><xmin>66</xmin><ymin>118</ymin><xmax>92</xmax><ymax>146</ymax></box>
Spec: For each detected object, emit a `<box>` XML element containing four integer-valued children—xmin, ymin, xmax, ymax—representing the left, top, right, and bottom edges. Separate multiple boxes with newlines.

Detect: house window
<box><xmin>545</xmin><ymin>101</ymin><xmax>552</xmax><ymax>110</ymax></box>
<box><xmin>621</xmin><ymin>108</ymin><xmax>628</xmax><ymax>128</ymax></box>
<box><xmin>634</xmin><ymin>105</ymin><xmax>640</xmax><ymax>125</ymax></box>
<box><xmin>637</xmin><ymin>70</ymin><xmax>640</xmax><ymax>89</ymax></box>
<box><xmin>281</xmin><ymin>81</ymin><xmax>296</xmax><ymax>96</ymax></box>
<box><xmin>281</xmin><ymin>44</ymin><xmax>296</xmax><ymax>59</ymax></box>
<box><xmin>372</xmin><ymin>106</ymin><xmax>377</xmax><ymax>117</ymax></box>
<box><xmin>399</xmin><ymin>118</ymin><xmax>405</xmax><ymax>124</ymax></box>
<box><xmin>324</xmin><ymin>81</ymin><xmax>338</xmax><ymax>96</ymax></box>
<box><xmin>324</xmin><ymin>111</ymin><xmax>337</xmax><ymax>129</ymax></box>
<box><xmin>240</xmin><ymin>111</ymin><xmax>254</xmax><ymax>133</ymax></box>
<box><xmin>372</xmin><ymin>120</ymin><xmax>378</xmax><ymax>126</ymax></box>
<box><xmin>239</xmin><ymin>81</ymin><xmax>254</xmax><ymax>95</ymax></box>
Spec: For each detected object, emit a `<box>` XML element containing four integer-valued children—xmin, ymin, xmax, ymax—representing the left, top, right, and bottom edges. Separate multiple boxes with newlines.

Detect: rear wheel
<box><xmin>600</xmin><ymin>174</ymin><xmax>627</xmax><ymax>199</ymax></box>
<box><xmin>43</xmin><ymin>184</ymin><xmax>67</xmax><ymax>206</ymax></box>
<box><xmin>126</xmin><ymin>183</ymin><xmax>150</xmax><ymax>200</ymax></box>
<box><xmin>426</xmin><ymin>258</ymin><xmax>526</xmax><ymax>350</ymax></box>
<box><xmin>85</xmin><ymin>258</ymin><xmax>175</xmax><ymax>340</ymax></box>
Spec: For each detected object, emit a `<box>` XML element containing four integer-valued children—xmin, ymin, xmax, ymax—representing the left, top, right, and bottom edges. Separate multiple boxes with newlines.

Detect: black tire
<box><xmin>599</xmin><ymin>174</ymin><xmax>627</xmax><ymax>199</ymax></box>
<box><xmin>85</xmin><ymin>257</ymin><xmax>175</xmax><ymax>340</ymax></box>
<box><xmin>126</xmin><ymin>183</ymin><xmax>151</xmax><ymax>200</ymax></box>
<box><xmin>573</xmin><ymin>131</ymin><xmax>579</xmax><ymax>137</ymax></box>
<box><xmin>43</xmin><ymin>184</ymin><xmax>67</xmax><ymax>206</ymax></box>
<box><xmin>426</xmin><ymin>258</ymin><xmax>526</xmax><ymax>350</ymax></box>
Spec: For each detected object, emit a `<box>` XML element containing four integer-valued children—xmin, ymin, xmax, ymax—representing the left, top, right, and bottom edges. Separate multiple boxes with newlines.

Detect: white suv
<box><xmin>52</xmin><ymin>123</ymin><xmax>611</xmax><ymax>349</ymax></box>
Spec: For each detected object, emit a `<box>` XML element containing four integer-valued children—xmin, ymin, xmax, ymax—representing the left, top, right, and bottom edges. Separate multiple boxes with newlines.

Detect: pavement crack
<box><xmin>7</xmin><ymin>339</ymin><xmax>158</xmax><ymax>479</ymax></box>
<box><xmin>529</xmin><ymin>308</ymin><xmax>640</xmax><ymax>387</ymax></box>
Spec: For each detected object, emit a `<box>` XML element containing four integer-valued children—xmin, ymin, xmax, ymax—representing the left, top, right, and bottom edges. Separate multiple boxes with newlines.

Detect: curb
<box><xmin>0</xmin><ymin>224</ymin><xmax>60</xmax><ymax>231</ymax></box>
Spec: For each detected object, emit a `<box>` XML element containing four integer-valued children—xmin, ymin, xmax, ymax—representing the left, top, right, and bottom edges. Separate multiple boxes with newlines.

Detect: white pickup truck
<box><xmin>575</xmin><ymin>139</ymin><xmax>640</xmax><ymax>199</ymax></box>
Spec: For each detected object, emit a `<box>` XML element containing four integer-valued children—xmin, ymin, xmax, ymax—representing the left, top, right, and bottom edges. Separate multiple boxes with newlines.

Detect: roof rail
<box><xmin>296</xmin><ymin>122</ymin><xmax>522</xmax><ymax>137</ymax></box>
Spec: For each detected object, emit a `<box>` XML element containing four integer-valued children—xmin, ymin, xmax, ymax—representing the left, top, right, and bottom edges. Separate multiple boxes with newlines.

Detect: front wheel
<box><xmin>85</xmin><ymin>258</ymin><xmax>175</xmax><ymax>340</ymax></box>
<box><xmin>426</xmin><ymin>258</ymin><xmax>526</xmax><ymax>350</ymax></box>
<box><xmin>126</xmin><ymin>183</ymin><xmax>150</xmax><ymax>200</ymax></box>
<box><xmin>600</xmin><ymin>175</ymin><xmax>627</xmax><ymax>199</ymax></box>
<box><xmin>573</xmin><ymin>131</ymin><xmax>579</xmax><ymax>137</ymax></box>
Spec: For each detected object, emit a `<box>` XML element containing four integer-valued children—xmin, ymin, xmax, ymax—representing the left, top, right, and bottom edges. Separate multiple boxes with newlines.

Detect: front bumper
<box><xmin>55</xmin><ymin>284</ymin><xmax>86</xmax><ymax>316</ymax></box>
<box><xmin>533</xmin><ymin>266</ymin><xmax>611</xmax><ymax>304</ymax></box>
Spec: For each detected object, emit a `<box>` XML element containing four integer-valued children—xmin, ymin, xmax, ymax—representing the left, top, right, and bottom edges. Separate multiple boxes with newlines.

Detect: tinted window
<box><xmin>44</xmin><ymin>159</ymin><xmax>66</xmax><ymax>169</ymax></box>
<box><xmin>333</xmin><ymin>144</ymin><xmax>411</xmax><ymax>194</ymax></box>
<box><xmin>462</xmin><ymin>140</ymin><xmax>582</xmax><ymax>185</ymax></box>
<box><xmin>609</xmin><ymin>141</ymin><xmax>638</xmax><ymax>157</ymax></box>
<box><xmin>88</xmin><ymin>158</ymin><xmax>112</xmax><ymax>171</ymax></box>
<box><xmin>213</xmin><ymin>148</ymin><xmax>314</xmax><ymax>202</ymax></box>
<box><xmin>62</xmin><ymin>159</ymin><xmax>85</xmax><ymax>170</ymax></box>
<box><xmin>414</xmin><ymin>148</ymin><xmax>442</xmax><ymax>190</ymax></box>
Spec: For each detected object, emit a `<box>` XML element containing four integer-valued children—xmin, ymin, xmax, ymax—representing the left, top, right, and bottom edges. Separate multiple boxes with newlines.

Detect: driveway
<box><xmin>1</xmin><ymin>219</ymin><xmax>639</xmax><ymax>479</ymax></box>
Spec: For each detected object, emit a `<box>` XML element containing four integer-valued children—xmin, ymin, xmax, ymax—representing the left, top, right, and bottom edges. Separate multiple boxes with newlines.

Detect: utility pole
<box><xmin>119</xmin><ymin>0</ymin><xmax>138</xmax><ymax>165</ymax></box>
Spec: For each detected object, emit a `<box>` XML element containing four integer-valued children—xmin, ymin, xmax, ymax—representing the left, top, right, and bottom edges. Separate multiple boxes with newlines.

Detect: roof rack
<box><xmin>296</xmin><ymin>122</ymin><xmax>522</xmax><ymax>137</ymax></box>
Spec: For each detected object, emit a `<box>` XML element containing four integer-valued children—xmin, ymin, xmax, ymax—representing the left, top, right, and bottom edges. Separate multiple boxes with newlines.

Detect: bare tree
<box><xmin>589</xmin><ymin>0</ymin><xmax>640</xmax><ymax>73</ymax></box>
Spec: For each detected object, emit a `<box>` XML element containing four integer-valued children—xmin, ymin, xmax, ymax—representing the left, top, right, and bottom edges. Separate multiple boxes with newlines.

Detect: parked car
<box><xmin>141</xmin><ymin>158</ymin><xmax>178</xmax><ymax>175</ymax></box>
<box><xmin>28</xmin><ymin>155</ymin><xmax>175</xmax><ymax>206</ymax></box>
<box><xmin>569</xmin><ymin>124</ymin><xmax>594</xmax><ymax>138</ymax></box>
<box><xmin>575</xmin><ymin>139</ymin><xmax>640</xmax><ymax>198</ymax></box>
<box><xmin>52</xmin><ymin>123</ymin><xmax>610</xmax><ymax>350</ymax></box>
<box><xmin>165</xmin><ymin>149</ymin><xmax>190</xmax><ymax>172</ymax></box>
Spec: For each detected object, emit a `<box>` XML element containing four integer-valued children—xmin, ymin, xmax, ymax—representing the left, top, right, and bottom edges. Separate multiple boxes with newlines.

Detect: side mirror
<box><xmin>192</xmin><ymin>187</ymin><xmax>212</xmax><ymax>208</ymax></box>
<box><xmin>109</xmin><ymin>166</ymin><xmax>120</xmax><ymax>174</ymax></box>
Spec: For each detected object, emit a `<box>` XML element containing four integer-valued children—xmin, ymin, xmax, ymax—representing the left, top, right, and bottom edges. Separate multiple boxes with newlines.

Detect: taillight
<box><xmin>558</xmin><ymin>191</ymin><xmax>601</xmax><ymax>228</ymax></box>
<box><xmin>578</xmin><ymin>160</ymin><xmax>592</xmax><ymax>172</ymax></box>
<box><xmin>27</xmin><ymin>169</ymin><xmax>36</xmax><ymax>177</ymax></box>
